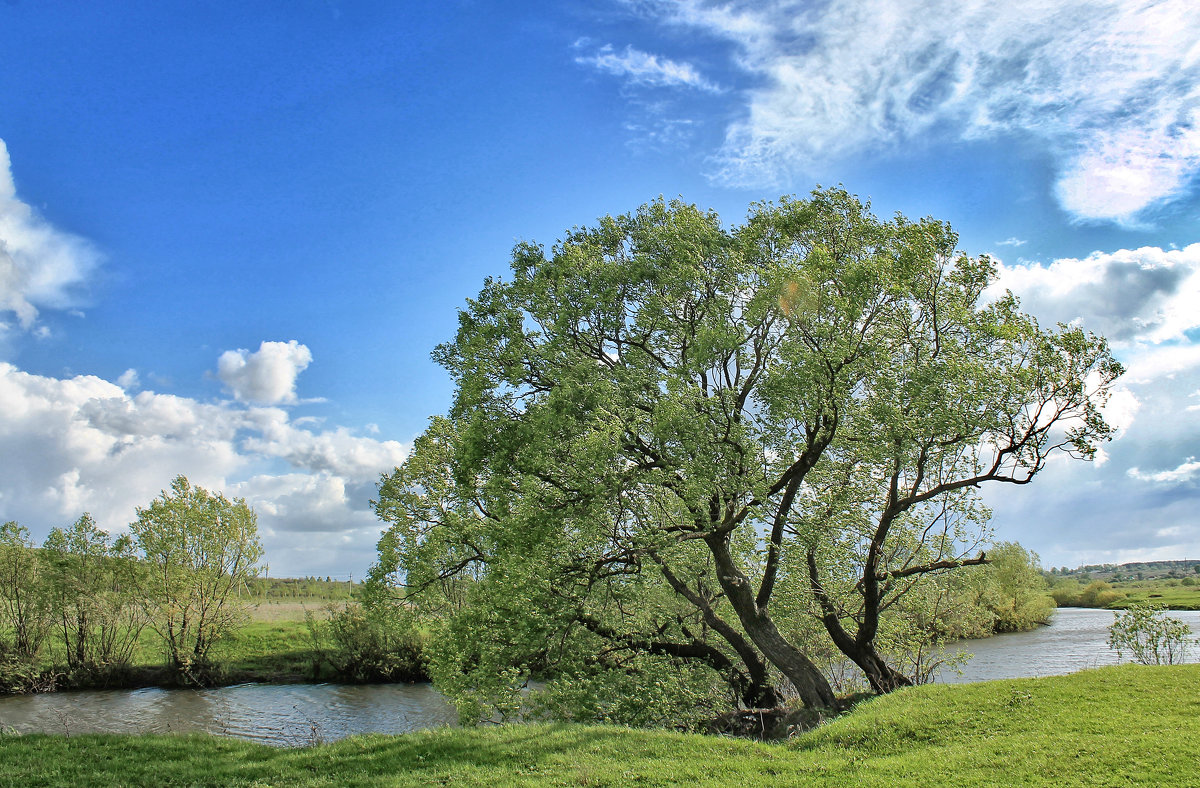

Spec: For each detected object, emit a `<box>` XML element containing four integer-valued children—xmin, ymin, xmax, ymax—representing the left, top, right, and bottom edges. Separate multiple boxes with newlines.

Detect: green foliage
<box><xmin>974</xmin><ymin>542</ymin><xmax>1055</xmax><ymax>633</ymax></box>
<box><xmin>376</xmin><ymin>188</ymin><xmax>1120</xmax><ymax>718</ymax></box>
<box><xmin>0</xmin><ymin>521</ymin><xmax>49</xmax><ymax>666</ymax></box>
<box><xmin>1108</xmin><ymin>603</ymin><xmax>1196</xmax><ymax>665</ymax></box>
<box><xmin>1052</xmin><ymin>580</ymin><xmax>1125</xmax><ymax>608</ymax></box>
<box><xmin>307</xmin><ymin>599</ymin><xmax>425</xmax><ymax>683</ymax></box>
<box><xmin>529</xmin><ymin>655</ymin><xmax>732</xmax><ymax>731</ymax></box>
<box><xmin>131</xmin><ymin>475</ymin><xmax>264</xmax><ymax>684</ymax></box>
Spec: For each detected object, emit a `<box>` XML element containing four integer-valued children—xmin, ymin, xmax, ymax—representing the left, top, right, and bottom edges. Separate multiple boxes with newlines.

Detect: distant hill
<box><xmin>1049</xmin><ymin>559</ymin><xmax>1200</xmax><ymax>582</ymax></box>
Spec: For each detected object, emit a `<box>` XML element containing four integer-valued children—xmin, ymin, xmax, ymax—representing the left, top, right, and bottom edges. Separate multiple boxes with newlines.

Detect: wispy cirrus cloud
<box><xmin>574</xmin><ymin>40</ymin><xmax>721</xmax><ymax>93</ymax></box>
<box><xmin>613</xmin><ymin>0</ymin><xmax>1200</xmax><ymax>224</ymax></box>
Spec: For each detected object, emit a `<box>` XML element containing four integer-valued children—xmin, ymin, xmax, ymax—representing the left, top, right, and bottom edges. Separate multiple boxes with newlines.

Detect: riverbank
<box><xmin>0</xmin><ymin>600</ymin><xmax>397</xmax><ymax>694</ymax></box>
<box><xmin>2</xmin><ymin>664</ymin><xmax>1196</xmax><ymax>786</ymax></box>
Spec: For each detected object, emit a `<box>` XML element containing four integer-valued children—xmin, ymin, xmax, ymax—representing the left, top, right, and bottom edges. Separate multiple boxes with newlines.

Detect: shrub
<box><xmin>309</xmin><ymin>601</ymin><xmax>425</xmax><ymax>683</ymax></box>
<box><xmin>1108</xmin><ymin>603</ymin><xmax>1196</xmax><ymax>665</ymax></box>
<box><xmin>1050</xmin><ymin>582</ymin><xmax>1084</xmax><ymax>606</ymax></box>
<box><xmin>1078</xmin><ymin>581</ymin><xmax>1124</xmax><ymax>608</ymax></box>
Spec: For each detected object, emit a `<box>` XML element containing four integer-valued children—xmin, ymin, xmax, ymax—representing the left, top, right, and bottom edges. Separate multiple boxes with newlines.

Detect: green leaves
<box><xmin>376</xmin><ymin>187</ymin><xmax>1123</xmax><ymax>714</ymax></box>
<box><xmin>131</xmin><ymin>475</ymin><xmax>263</xmax><ymax>683</ymax></box>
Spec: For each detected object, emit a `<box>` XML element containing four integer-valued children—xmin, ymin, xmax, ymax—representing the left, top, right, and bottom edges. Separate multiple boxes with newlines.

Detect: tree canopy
<box><xmin>131</xmin><ymin>475</ymin><xmax>263</xmax><ymax>683</ymax></box>
<box><xmin>373</xmin><ymin>188</ymin><xmax>1120</xmax><ymax>716</ymax></box>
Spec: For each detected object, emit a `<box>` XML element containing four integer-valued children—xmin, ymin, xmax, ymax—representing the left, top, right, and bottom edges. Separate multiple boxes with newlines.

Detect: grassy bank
<box><xmin>2</xmin><ymin>663</ymin><xmax>1196</xmax><ymax>787</ymax></box>
<box><xmin>10</xmin><ymin>598</ymin><xmax>342</xmax><ymax>692</ymax></box>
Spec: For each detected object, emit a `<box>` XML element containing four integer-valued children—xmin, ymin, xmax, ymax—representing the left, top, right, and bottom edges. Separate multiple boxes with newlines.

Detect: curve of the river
<box><xmin>2</xmin><ymin>607</ymin><xmax>1198</xmax><ymax>746</ymax></box>
<box><xmin>937</xmin><ymin>607</ymin><xmax>1200</xmax><ymax>682</ymax></box>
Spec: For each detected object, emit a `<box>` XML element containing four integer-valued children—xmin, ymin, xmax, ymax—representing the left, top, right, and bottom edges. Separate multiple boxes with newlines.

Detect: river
<box><xmin>2</xmin><ymin>607</ymin><xmax>1197</xmax><ymax>746</ymax></box>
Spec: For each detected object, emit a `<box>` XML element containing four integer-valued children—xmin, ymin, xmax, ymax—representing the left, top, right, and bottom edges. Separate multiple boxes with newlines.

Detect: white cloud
<box><xmin>0</xmin><ymin>357</ymin><xmax>409</xmax><ymax>576</ymax></box>
<box><xmin>623</xmin><ymin>0</ymin><xmax>1200</xmax><ymax>222</ymax></box>
<box><xmin>240</xmin><ymin>407</ymin><xmax>408</xmax><ymax>480</ymax></box>
<box><xmin>217</xmin><ymin>340</ymin><xmax>313</xmax><ymax>404</ymax></box>
<box><xmin>575</xmin><ymin>41</ymin><xmax>721</xmax><ymax>93</ymax></box>
<box><xmin>990</xmin><ymin>243</ymin><xmax>1200</xmax><ymax>348</ymax></box>
<box><xmin>996</xmin><ymin>237</ymin><xmax>1026</xmax><ymax>247</ymax></box>
<box><xmin>0</xmin><ymin>139</ymin><xmax>100</xmax><ymax>330</ymax></box>
<box><xmin>1128</xmin><ymin>457</ymin><xmax>1200</xmax><ymax>484</ymax></box>
<box><xmin>978</xmin><ymin>241</ymin><xmax>1200</xmax><ymax>566</ymax></box>
<box><xmin>116</xmin><ymin>368</ymin><xmax>140</xmax><ymax>390</ymax></box>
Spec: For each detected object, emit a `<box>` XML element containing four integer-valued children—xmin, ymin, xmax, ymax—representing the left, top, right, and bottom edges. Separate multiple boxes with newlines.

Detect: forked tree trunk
<box><xmin>706</xmin><ymin>536</ymin><xmax>838</xmax><ymax>709</ymax></box>
<box><xmin>807</xmin><ymin>550</ymin><xmax>915</xmax><ymax>695</ymax></box>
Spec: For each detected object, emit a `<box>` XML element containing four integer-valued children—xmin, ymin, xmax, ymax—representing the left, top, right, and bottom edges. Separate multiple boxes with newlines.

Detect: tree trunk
<box><xmin>706</xmin><ymin>535</ymin><xmax>837</xmax><ymax>708</ymax></box>
<box><xmin>655</xmin><ymin>557</ymin><xmax>783</xmax><ymax>708</ymax></box>
<box><xmin>833</xmin><ymin>636</ymin><xmax>913</xmax><ymax>694</ymax></box>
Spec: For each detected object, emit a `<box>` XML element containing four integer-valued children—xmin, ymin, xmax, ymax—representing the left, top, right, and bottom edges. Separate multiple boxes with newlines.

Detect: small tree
<box><xmin>976</xmin><ymin>542</ymin><xmax>1055</xmax><ymax>633</ymax></box>
<box><xmin>0</xmin><ymin>521</ymin><xmax>49</xmax><ymax>663</ymax></box>
<box><xmin>42</xmin><ymin>514</ymin><xmax>146</xmax><ymax>682</ymax></box>
<box><xmin>1108</xmin><ymin>603</ymin><xmax>1195</xmax><ymax>665</ymax></box>
<box><xmin>131</xmin><ymin>476</ymin><xmax>263</xmax><ymax>684</ymax></box>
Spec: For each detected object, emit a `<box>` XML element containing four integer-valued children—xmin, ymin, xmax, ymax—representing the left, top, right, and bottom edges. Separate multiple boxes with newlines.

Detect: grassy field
<box><xmin>26</xmin><ymin>592</ymin><xmax>347</xmax><ymax>689</ymax></box>
<box><xmin>1050</xmin><ymin>576</ymin><xmax>1200</xmax><ymax>610</ymax></box>
<box><xmin>1</xmin><ymin>663</ymin><xmax>1196</xmax><ymax>787</ymax></box>
<box><xmin>1106</xmin><ymin>581</ymin><xmax>1200</xmax><ymax>610</ymax></box>
<box><xmin>147</xmin><ymin>598</ymin><xmax>345</xmax><ymax>684</ymax></box>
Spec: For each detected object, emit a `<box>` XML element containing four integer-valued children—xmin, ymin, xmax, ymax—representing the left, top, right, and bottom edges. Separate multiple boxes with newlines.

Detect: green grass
<box><xmin>1049</xmin><ymin>576</ymin><xmax>1200</xmax><ymax>610</ymax></box>
<box><xmin>1106</xmin><ymin>582</ymin><xmax>1200</xmax><ymax>610</ymax></box>
<box><xmin>23</xmin><ymin>598</ymin><xmax>340</xmax><ymax>690</ymax></box>
<box><xmin>2</xmin><ymin>663</ymin><xmax>1197</xmax><ymax>786</ymax></box>
<box><xmin>210</xmin><ymin>619</ymin><xmax>324</xmax><ymax>681</ymax></box>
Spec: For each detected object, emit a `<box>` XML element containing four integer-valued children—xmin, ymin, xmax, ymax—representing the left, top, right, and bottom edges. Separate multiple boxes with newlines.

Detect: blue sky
<box><xmin>2</xmin><ymin>0</ymin><xmax>1199</xmax><ymax>577</ymax></box>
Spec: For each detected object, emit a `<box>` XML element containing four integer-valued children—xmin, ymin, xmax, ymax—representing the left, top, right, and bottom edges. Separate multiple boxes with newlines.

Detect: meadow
<box><xmin>1050</xmin><ymin>573</ymin><xmax>1200</xmax><ymax>611</ymax></box>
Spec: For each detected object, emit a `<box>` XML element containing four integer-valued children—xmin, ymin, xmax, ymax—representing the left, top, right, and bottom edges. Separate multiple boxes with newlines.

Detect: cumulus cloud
<box><xmin>990</xmin><ymin>244</ymin><xmax>1200</xmax><ymax>347</ymax></box>
<box><xmin>116</xmin><ymin>368</ymin><xmax>140</xmax><ymax>390</ymax></box>
<box><xmin>217</xmin><ymin>340</ymin><xmax>313</xmax><ymax>404</ymax></box>
<box><xmin>0</xmin><ymin>139</ymin><xmax>100</xmax><ymax>331</ymax></box>
<box><xmin>980</xmin><ymin>242</ymin><xmax>1200</xmax><ymax>565</ymax></box>
<box><xmin>240</xmin><ymin>408</ymin><xmax>409</xmax><ymax>480</ymax></box>
<box><xmin>0</xmin><ymin>358</ymin><xmax>408</xmax><ymax>577</ymax></box>
<box><xmin>575</xmin><ymin>41</ymin><xmax>721</xmax><ymax>93</ymax></box>
<box><xmin>618</xmin><ymin>0</ymin><xmax>1200</xmax><ymax>222</ymax></box>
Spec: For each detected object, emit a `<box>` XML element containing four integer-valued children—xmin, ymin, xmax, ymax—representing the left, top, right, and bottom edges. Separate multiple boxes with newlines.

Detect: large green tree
<box><xmin>375</xmin><ymin>189</ymin><xmax>1119</xmax><ymax>713</ymax></box>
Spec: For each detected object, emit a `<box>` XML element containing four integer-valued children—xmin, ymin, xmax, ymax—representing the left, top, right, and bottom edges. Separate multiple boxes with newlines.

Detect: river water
<box><xmin>2</xmin><ymin>607</ymin><xmax>1197</xmax><ymax>746</ymax></box>
<box><xmin>939</xmin><ymin>607</ymin><xmax>1200</xmax><ymax>683</ymax></box>
<box><xmin>0</xmin><ymin>681</ymin><xmax>458</xmax><ymax>747</ymax></box>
